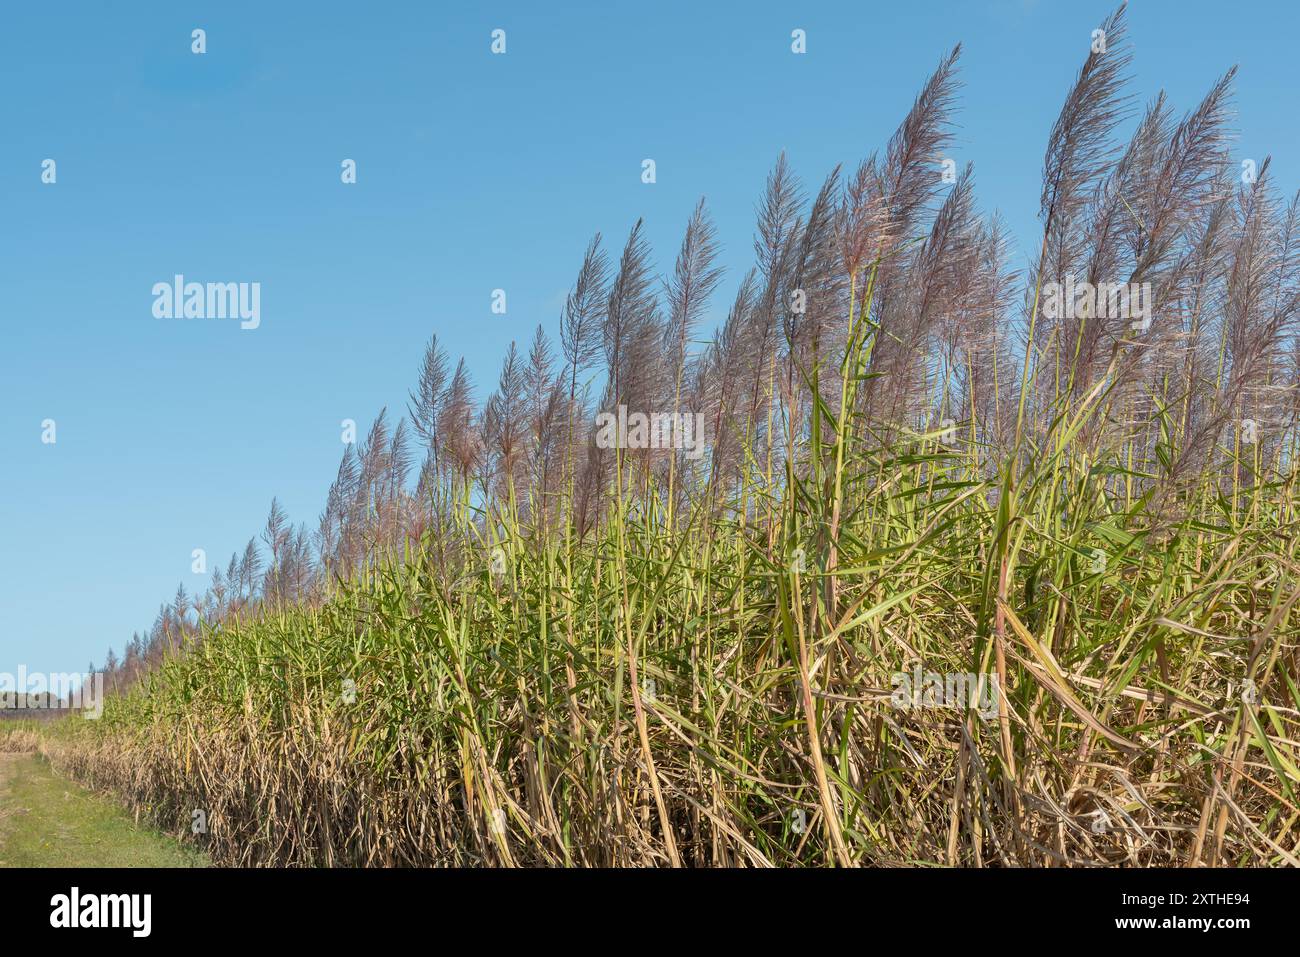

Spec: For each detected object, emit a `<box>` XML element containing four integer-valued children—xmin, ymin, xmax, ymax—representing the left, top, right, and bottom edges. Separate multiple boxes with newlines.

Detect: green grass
<box><xmin>23</xmin><ymin>394</ymin><xmax>1300</xmax><ymax>867</ymax></box>
<box><xmin>0</xmin><ymin>752</ymin><xmax>208</xmax><ymax>868</ymax></box>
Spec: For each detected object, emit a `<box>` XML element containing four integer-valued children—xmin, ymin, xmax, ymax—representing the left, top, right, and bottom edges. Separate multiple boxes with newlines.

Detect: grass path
<box><xmin>0</xmin><ymin>752</ymin><xmax>208</xmax><ymax>868</ymax></box>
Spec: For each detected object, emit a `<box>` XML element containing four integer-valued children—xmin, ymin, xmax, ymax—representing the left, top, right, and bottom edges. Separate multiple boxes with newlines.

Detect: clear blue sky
<box><xmin>2</xmin><ymin>0</ymin><xmax>1296</xmax><ymax>673</ymax></box>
